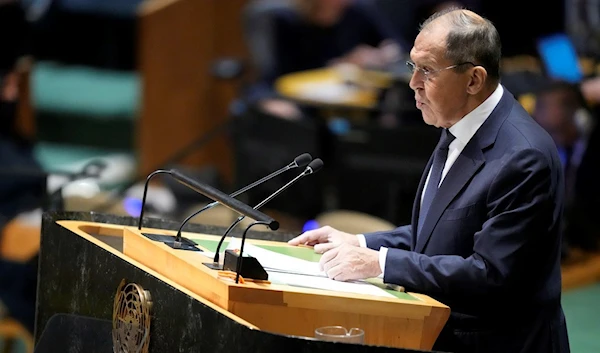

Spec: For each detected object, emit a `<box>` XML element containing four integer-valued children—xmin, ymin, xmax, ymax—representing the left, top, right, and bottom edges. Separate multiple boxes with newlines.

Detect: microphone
<box><xmin>138</xmin><ymin>169</ymin><xmax>280</xmax><ymax>251</ymax></box>
<box><xmin>168</xmin><ymin>169</ymin><xmax>279</xmax><ymax>229</ymax></box>
<box><xmin>173</xmin><ymin>153</ymin><xmax>312</xmax><ymax>241</ymax></box>
<box><xmin>137</xmin><ymin>154</ymin><xmax>311</xmax><ymax>232</ymax></box>
<box><xmin>205</xmin><ymin>158</ymin><xmax>324</xmax><ymax>272</ymax></box>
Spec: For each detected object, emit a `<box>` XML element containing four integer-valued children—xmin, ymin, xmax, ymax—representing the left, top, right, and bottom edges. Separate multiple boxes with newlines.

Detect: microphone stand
<box><xmin>136</xmin><ymin>169</ymin><xmax>202</xmax><ymax>252</ymax></box>
<box><xmin>207</xmin><ymin>159</ymin><xmax>323</xmax><ymax>267</ymax></box>
<box><xmin>173</xmin><ymin>154</ymin><xmax>311</xmax><ymax>242</ymax></box>
<box><xmin>137</xmin><ymin>169</ymin><xmax>170</xmax><ymax>230</ymax></box>
<box><xmin>211</xmin><ymin>215</ymin><xmax>244</xmax><ymax>265</ymax></box>
<box><xmin>138</xmin><ymin>166</ymin><xmax>275</xmax><ymax>246</ymax></box>
<box><xmin>94</xmin><ymin>119</ymin><xmax>233</xmax><ymax>214</ymax></box>
<box><xmin>139</xmin><ymin>169</ymin><xmax>279</xmax><ymax>251</ymax></box>
<box><xmin>235</xmin><ymin>221</ymin><xmax>271</xmax><ymax>284</ymax></box>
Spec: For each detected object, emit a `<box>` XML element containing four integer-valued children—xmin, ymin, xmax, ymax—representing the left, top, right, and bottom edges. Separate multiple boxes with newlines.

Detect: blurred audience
<box><xmin>533</xmin><ymin>81</ymin><xmax>600</xmax><ymax>259</ymax></box>
<box><xmin>565</xmin><ymin>0</ymin><xmax>600</xmax><ymax>58</ymax></box>
<box><xmin>0</xmin><ymin>0</ymin><xmax>42</xmax><ymax>333</ymax></box>
<box><xmin>245</xmin><ymin>0</ymin><xmax>405</xmax><ymax>120</ymax></box>
<box><xmin>0</xmin><ymin>0</ymin><xmax>44</xmax><ymax>229</ymax></box>
<box><xmin>481</xmin><ymin>0</ymin><xmax>564</xmax><ymax>57</ymax></box>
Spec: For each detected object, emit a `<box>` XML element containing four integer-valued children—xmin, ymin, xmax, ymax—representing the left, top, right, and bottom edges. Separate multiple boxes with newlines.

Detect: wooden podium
<box><xmin>35</xmin><ymin>212</ymin><xmax>449</xmax><ymax>352</ymax></box>
<box><xmin>122</xmin><ymin>226</ymin><xmax>448</xmax><ymax>349</ymax></box>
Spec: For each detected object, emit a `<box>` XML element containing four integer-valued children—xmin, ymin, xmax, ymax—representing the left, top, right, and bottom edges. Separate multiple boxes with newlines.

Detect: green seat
<box><xmin>32</xmin><ymin>61</ymin><xmax>140</xmax><ymax>119</ymax></box>
<box><xmin>31</xmin><ymin>61</ymin><xmax>141</xmax><ymax>150</ymax></box>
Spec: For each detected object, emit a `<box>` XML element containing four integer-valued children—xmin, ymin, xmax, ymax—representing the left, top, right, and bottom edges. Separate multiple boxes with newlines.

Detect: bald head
<box><xmin>421</xmin><ymin>9</ymin><xmax>486</xmax><ymax>32</ymax></box>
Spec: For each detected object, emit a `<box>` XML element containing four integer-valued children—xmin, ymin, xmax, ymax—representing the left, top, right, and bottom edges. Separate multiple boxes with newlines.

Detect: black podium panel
<box><xmin>35</xmin><ymin>212</ymin><xmax>444</xmax><ymax>353</ymax></box>
<box><xmin>34</xmin><ymin>314</ymin><xmax>112</xmax><ymax>353</ymax></box>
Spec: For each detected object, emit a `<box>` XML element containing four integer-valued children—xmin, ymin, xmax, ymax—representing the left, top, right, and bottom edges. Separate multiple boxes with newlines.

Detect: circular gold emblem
<box><xmin>112</xmin><ymin>280</ymin><xmax>152</xmax><ymax>353</ymax></box>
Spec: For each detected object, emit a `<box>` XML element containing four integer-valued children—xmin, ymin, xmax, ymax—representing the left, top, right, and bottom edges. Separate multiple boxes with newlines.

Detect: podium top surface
<box><xmin>56</xmin><ymin>220</ymin><xmax>448</xmax><ymax>308</ymax></box>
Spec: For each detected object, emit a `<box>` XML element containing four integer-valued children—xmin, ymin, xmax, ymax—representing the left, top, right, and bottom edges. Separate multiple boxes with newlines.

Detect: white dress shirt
<box><xmin>357</xmin><ymin>84</ymin><xmax>504</xmax><ymax>274</ymax></box>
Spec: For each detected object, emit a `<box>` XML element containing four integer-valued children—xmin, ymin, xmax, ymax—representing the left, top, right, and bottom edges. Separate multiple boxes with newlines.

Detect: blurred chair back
<box><xmin>333</xmin><ymin>123</ymin><xmax>440</xmax><ymax>225</ymax></box>
<box><xmin>57</xmin><ymin>0</ymin><xmax>142</xmax><ymax>17</ymax></box>
<box><xmin>232</xmin><ymin>109</ymin><xmax>323</xmax><ymax>222</ymax></box>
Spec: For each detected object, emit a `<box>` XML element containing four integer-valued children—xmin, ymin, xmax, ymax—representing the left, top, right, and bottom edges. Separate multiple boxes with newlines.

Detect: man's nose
<box><xmin>409</xmin><ymin>70</ymin><xmax>424</xmax><ymax>91</ymax></box>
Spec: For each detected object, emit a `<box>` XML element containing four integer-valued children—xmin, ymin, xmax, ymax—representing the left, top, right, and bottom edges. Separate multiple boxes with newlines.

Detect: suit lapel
<box><xmin>412</xmin><ymin>86</ymin><xmax>516</xmax><ymax>253</ymax></box>
<box><xmin>415</xmin><ymin>141</ymin><xmax>485</xmax><ymax>252</ymax></box>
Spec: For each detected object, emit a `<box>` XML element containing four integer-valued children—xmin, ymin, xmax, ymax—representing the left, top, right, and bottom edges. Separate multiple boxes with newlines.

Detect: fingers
<box><xmin>319</xmin><ymin>246</ymin><xmax>340</xmax><ymax>271</ymax></box>
<box><xmin>288</xmin><ymin>226</ymin><xmax>331</xmax><ymax>246</ymax></box>
<box><xmin>320</xmin><ymin>248</ymin><xmax>350</xmax><ymax>281</ymax></box>
<box><xmin>324</xmin><ymin>262</ymin><xmax>346</xmax><ymax>281</ymax></box>
<box><xmin>313</xmin><ymin>241</ymin><xmax>340</xmax><ymax>254</ymax></box>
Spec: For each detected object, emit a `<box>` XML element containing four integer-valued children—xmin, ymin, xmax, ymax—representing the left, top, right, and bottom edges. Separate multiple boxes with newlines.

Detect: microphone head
<box><xmin>293</xmin><ymin>153</ymin><xmax>312</xmax><ymax>168</ymax></box>
<box><xmin>306</xmin><ymin>158</ymin><xmax>324</xmax><ymax>174</ymax></box>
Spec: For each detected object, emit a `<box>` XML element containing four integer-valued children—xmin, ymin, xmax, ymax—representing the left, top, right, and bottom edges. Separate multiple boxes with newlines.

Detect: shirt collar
<box><xmin>449</xmin><ymin>84</ymin><xmax>504</xmax><ymax>145</ymax></box>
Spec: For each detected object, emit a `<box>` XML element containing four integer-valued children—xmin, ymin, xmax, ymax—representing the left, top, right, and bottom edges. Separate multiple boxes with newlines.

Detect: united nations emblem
<box><xmin>112</xmin><ymin>279</ymin><xmax>152</xmax><ymax>353</ymax></box>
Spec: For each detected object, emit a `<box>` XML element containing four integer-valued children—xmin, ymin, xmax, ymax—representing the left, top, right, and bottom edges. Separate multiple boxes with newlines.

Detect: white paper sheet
<box><xmin>234</xmin><ymin>241</ymin><xmax>325</xmax><ymax>277</ymax></box>
<box><xmin>267</xmin><ymin>271</ymin><xmax>395</xmax><ymax>298</ymax></box>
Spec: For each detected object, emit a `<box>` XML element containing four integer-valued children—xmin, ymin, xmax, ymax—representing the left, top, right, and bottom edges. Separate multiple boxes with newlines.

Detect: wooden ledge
<box><xmin>561</xmin><ymin>249</ymin><xmax>600</xmax><ymax>291</ymax></box>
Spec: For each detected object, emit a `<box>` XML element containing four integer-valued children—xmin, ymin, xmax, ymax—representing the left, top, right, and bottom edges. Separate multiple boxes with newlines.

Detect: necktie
<box><xmin>418</xmin><ymin>129</ymin><xmax>456</xmax><ymax>237</ymax></box>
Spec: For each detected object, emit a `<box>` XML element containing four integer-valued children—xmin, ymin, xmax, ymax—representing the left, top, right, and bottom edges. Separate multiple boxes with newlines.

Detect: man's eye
<box><xmin>422</xmin><ymin>68</ymin><xmax>431</xmax><ymax>75</ymax></box>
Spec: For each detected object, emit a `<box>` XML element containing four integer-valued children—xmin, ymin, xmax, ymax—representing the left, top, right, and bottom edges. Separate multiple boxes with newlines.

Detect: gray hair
<box><xmin>420</xmin><ymin>8</ymin><xmax>502</xmax><ymax>84</ymax></box>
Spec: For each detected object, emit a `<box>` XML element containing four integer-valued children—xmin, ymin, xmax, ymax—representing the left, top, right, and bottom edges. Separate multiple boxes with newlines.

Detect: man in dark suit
<box><xmin>289</xmin><ymin>8</ymin><xmax>570</xmax><ymax>353</ymax></box>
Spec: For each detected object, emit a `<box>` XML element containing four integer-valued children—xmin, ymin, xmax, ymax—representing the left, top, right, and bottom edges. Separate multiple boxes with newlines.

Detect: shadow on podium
<box><xmin>34</xmin><ymin>314</ymin><xmax>113</xmax><ymax>353</ymax></box>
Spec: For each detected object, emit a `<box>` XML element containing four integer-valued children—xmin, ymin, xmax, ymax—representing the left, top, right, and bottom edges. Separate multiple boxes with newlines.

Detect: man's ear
<box><xmin>466</xmin><ymin>66</ymin><xmax>487</xmax><ymax>95</ymax></box>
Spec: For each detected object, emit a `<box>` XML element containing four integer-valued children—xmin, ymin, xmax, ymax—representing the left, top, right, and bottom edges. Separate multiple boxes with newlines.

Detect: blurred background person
<box><xmin>244</xmin><ymin>0</ymin><xmax>406</xmax><ymax>120</ymax></box>
<box><xmin>235</xmin><ymin>0</ymin><xmax>410</xmax><ymax>231</ymax></box>
<box><xmin>533</xmin><ymin>81</ymin><xmax>600</xmax><ymax>261</ymax></box>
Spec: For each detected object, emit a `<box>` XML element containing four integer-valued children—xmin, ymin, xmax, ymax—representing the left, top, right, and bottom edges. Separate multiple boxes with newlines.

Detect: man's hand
<box><xmin>288</xmin><ymin>226</ymin><xmax>359</xmax><ymax>254</ymax></box>
<box><xmin>319</xmin><ymin>244</ymin><xmax>381</xmax><ymax>281</ymax></box>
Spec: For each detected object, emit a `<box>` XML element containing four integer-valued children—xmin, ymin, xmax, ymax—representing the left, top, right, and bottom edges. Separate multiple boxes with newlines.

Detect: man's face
<box><xmin>408</xmin><ymin>26</ymin><xmax>473</xmax><ymax>128</ymax></box>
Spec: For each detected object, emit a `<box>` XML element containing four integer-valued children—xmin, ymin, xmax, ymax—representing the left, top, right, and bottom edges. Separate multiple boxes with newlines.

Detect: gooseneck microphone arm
<box><xmin>252</xmin><ymin>167</ymin><xmax>312</xmax><ymax>210</ymax></box>
<box><xmin>212</xmin><ymin>158</ymin><xmax>324</xmax><ymax>263</ymax></box>
<box><xmin>138</xmin><ymin>169</ymin><xmax>279</xmax><ymax>236</ymax></box>
<box><xmin>213</xmin><ymin>215</ymin><xmax>245</xmax><ymax>263</ymax></box>
<box><xmin>175</xmin><ymin>203</ymin><xmax>218</xmax><ymax>240</ymax></box>
<box><xmin>225</xmin><ymin>153</ymin><xmax>311</xmax><ymax>200</ymax></box>
<box><xmin>137</xmin><ymin>169</ymin><xmax>171</xmax><ymax>230</ymax></box>
<box><xmin>168</xmin><ymin>169</ymin><xmax>279</xmax><ymax>230</ymax></box>
<box><xmin>174</xmin><ymin>153</ymin><xmax>312</xmax><ymax>241</ymax></box>
<box><xmin>236</xmin><ymin>221</ymin><xmax>271</xmax><ymax>284</ymax></box>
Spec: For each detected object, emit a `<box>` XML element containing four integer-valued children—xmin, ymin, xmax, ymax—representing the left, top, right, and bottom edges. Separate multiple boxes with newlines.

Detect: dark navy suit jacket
<box><xmin>365</xmin><ymin>88</ymin><xmax>570</xmax><ymax>353</ymax></box>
